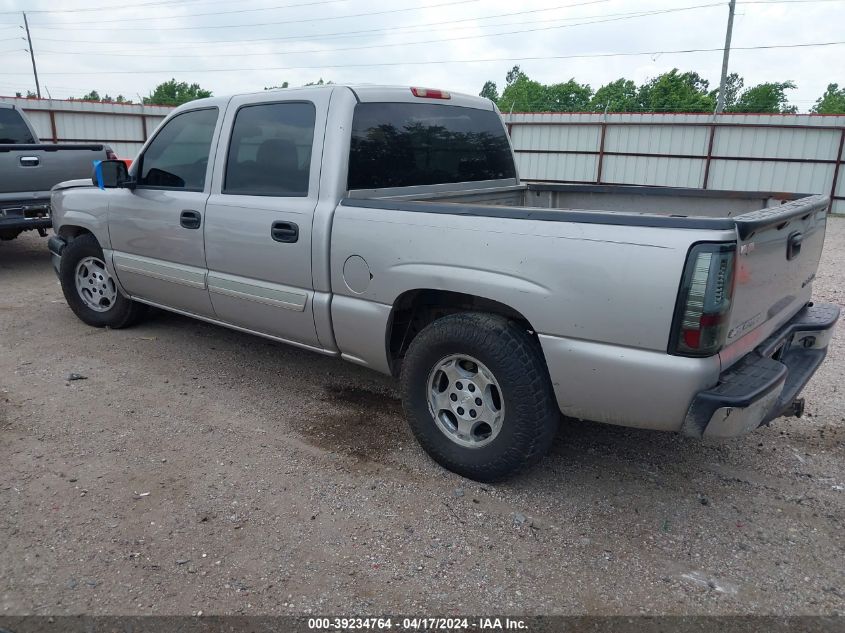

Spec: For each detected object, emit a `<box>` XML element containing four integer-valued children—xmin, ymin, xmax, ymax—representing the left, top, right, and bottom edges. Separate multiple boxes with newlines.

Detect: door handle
<box><xmin>180</xmin><ymin>209</ymin><xmax>202</xmax><ymax>230</ymax></box>
<box><xmin>19</xmin><ymin>156</ymin><xmax>39</xmax><ymax>167</ymax></box>
<box><xmin>787</xmin><ymin>231</ymin><xmax>803</xmax><ymax>260</ymax></box>
<box><xmin>271</xmin><ymin>221</ymin><xmax>298</xmax><ymax>243</ymax></box>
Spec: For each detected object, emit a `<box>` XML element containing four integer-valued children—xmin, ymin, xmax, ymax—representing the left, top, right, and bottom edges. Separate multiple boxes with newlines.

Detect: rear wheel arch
<box><xmin>386</xmin><ymin>288</ymin><xmax>540</xmax><ymax>376</ymax></box>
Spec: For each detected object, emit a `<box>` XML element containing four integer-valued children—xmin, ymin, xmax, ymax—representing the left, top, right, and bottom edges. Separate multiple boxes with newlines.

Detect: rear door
<box><xmin>203</xmin><ymin>91</ymin><xmax>329</xmax><ymax>348</ymax></box>
<box><xmin>108</xmin><ymin>107</ymin><xmax>222</xmax><ymax>317</ymax></box>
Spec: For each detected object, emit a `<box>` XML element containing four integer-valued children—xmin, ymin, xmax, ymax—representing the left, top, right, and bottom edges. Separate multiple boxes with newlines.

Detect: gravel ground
<box><xmin>1</xmin><ymin>221</ymin><xmax>844</xmax><ymax>617</ymax></box>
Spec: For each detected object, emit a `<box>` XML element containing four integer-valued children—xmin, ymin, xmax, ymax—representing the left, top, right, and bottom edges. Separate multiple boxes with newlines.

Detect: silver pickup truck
<box><xmin>47</xmin><ymin>85</ymin><xmax>839</xmax><ymax>481</ymax></box>
<box><xmin>0</xmin><ymin>102</ymin><xmax>114</xmax><ymax>241</ymax></box>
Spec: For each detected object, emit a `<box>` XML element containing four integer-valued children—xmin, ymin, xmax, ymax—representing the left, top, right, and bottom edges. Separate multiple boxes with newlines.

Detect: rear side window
<box><xmin>0</xmin><ymin>108</ymin><xmax>35</xmax><ymax>144</ymax></box>
<box><xmin>138</xmin><ymin>108</ymin><xmax>218</xmax><ymax>191</ymax></box>
<box><xmin>224</xmin><ymin>102</ymin><xmax>315</xmax><ymax>197</ymax></box>
<box><xmin>348</xmin><ymin>102</ymin><xmax>515</xmax><ymax>190</ymax></box>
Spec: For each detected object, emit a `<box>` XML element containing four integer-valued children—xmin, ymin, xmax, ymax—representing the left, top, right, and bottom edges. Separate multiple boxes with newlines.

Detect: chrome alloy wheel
<box><xmin>74</xmin><ymin>256</ymin><xmax>117</xmax><ymax>312</ymax></box>
<box><xmin>427</xmin><ymin>354</ymin><xmax>505</xmax><ymax>448</ymax></box>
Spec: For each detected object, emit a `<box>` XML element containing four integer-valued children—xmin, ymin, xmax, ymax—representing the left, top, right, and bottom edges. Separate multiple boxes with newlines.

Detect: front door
<box><xmin>108</xmin><ymin>107</ymin><xmax>222</xmax><ymax>317</ymax></box>
<box><xmin>203</xmin><ymin>93</ymin><xmax>328</xmax><ymax>348</ymax></box>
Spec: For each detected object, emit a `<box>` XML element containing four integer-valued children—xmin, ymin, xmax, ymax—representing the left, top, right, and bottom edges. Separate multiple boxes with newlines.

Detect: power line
<box><xmin>30</xmin><ymin>4</ymin><xmax>726</xmax><ymax>59</ymax></box>
<box><xmin>24</xmin><ymin>1</ymin><xmax>721</xmax><ymax>49</ymax></box>
<box><xmin>4</xmin><ymin>39</ymin><xmax>843</xmax><ymax>75</ymax></box>
<box><xmin>28</xmin><ymin>2</ymin><xmax>628</xmax><ymax>48</ymax></box>
<box><xmin>27</xmin><ymin>0</ymin><xmax>370</xmax><ymax>25</ymax></box>
<box><xmin>29</xmin><ymin>0</ymin><xmax>535</xmax><ymax>26</ymax></box>
<box><xmin>29</xmin><ymin>0</ymin><xmax>485</xmax><ymax>31</ymax></box>
<box><xmin>0</xmin><ymin>0</ymin><xmax>242</xmax><ymax>15</ymax></box>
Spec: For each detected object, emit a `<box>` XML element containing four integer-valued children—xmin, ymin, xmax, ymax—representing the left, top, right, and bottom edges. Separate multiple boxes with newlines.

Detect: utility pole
<box><xmin>22</xmin><ymin>12</ymin><xmax>41</xmax><ymax>99</ymax></box>
<box><xmin>715</xmin><ymin>0</ymin><xmax>736</xmax><ymax>114</ymax></box>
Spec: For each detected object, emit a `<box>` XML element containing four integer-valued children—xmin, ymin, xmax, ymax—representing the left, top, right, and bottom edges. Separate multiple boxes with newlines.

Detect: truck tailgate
<box><xmin>722</xmin><ymin>195</ymin><xmax>830</xmax><ymax>366</ymax></box>
<box><xmin>0</xmin><ymin>144</ymin><xmax>106</xmax><ymax>195</ymax></box>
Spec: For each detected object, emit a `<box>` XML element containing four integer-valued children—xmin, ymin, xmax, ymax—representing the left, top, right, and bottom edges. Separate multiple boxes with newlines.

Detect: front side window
<box><xmin>0</xmin><ymin>108</ymin><xmax>36</xmax><ymax>144</ymax></box>
<box><xmin>224</xmin><ymin>102</ymin><xmax>315</xmax><ymax>197</ymax></box>
<box><xmin>348</xmin><ymin>102</ymin><xmax>516</xmax><ymax>190</ymax></box>
<box><xmin>138</xmin><ymin>108</ymin><xmax>218</xmax><ymax>191</ymax></box>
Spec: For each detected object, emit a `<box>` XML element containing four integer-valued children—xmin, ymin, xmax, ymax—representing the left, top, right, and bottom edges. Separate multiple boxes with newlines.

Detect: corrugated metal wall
<box><xmin>4</xmin><ymin>97</ymin><xmax>172</xmax><ymax>159</ymax></box>
<box><xmin>503</xmin><ymin>112</ymin><xmax>845</xmax><ymax>214</ymax></box>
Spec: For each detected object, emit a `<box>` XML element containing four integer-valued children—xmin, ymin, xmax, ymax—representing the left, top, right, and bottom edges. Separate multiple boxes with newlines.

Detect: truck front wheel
<box><xmin>59</xmin><ymin>233</ymin><xmax>145</xmax><ymax>328</ymax></box>
<box><xmin>400</xmin><ymin>312</ymin><xmax>559</xmax><ymax>482</ymax></box>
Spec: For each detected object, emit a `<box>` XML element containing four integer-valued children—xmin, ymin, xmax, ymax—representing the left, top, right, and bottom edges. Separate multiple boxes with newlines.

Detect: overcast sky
<box><xmin>0</xmin><ymin>0</ymin><xmax>843</xmax><ymax>110</ymax></box>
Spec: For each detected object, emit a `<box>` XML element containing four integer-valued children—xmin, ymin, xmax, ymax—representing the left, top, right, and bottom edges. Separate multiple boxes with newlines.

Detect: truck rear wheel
<box><xmin>59</xmin><ymin>233</ymin><xmax>145</xmax><ymax>329</ymax></box>
<box><xmin>400</xmin><ymin>312</ymin><xmax>559</xmax><ymax>482</ymax></box>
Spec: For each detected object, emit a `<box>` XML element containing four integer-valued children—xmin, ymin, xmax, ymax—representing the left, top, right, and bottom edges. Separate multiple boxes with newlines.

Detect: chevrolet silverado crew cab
<box><xmin>47</xmin><ymin>85</ymin><xmax>839</xmax><ymax>481</ymax></box>
<box><xmin>1</xmin><ymin>102</ymin><xmax>115</xmax><ymax>242</ymax></box>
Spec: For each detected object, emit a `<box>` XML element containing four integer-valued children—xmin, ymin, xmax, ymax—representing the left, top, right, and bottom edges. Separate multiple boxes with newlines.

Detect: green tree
<box><xmin>709</xmin><ymin>72</ymin><xmax>744</xmax><ymax>111</ymax></box>
<box><xmin>729</xmin><ymin>81</ymin><xmax>797</xmax><ymax>113</ymax></box>
<box><xmin>637</xmin><ymin>69</ymin><xmax>715</xmax><ymax>113</ymax></box>
<box><xmin>590</xmin><ymin>78</ymin><xmax>639</xmax><ymax>112</ymax></box>
<box><xmin>498</xmin><ymin>76</ymin><xmax>547</xmax><ymax>112</ymax></box>
<box><xmin>72</xmin><ymin>91</ymin><xmax>131</xmax><ymax>104</ymax></box>
<box><xmin>812</xmin><ymin>83</ymin><xmax>845</xmax><ymax>114</ymax></box>
<box><xmin>142</xmin><ymin>79</ymin><xmax>212</xmax><ymax>106</ymax></box>
<box><xmin>264</xmin><ymin>81</ymin><xmax>290</xmax><ymax>90</ymax></box>
<box><xmin>497</xmin><ymin>71</ymin><xmax>591</xmax><ymax>113</ymax></box>
<box><xmin>304</xmin><ymin>78</ymin><xmax>333</xmax><ymax>86</ymax></box>
<box><xmin>545</xmin><ymin>79</ymin><xmax>592</xmax><ymax>112</ymax></box>
<box><xmin>479</xmin><ymin>80</ymin><xmax>498</xmax><ymax>102</ymax></box>
<box><xmin>505</xmin><ymin>65</ymin><xmax>526</xmax><ymax>86</ymax></box>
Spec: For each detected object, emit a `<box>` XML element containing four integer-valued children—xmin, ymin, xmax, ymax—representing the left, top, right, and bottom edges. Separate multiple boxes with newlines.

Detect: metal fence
<box><xmin>503</xmin><ymin>112</ymin><xmax>845</xmax><ymax>214</ymax></box>
<box><xmin>4</xmin><ymin>96</ymin><xmax>172</xmax><ymax>159</ymax></box>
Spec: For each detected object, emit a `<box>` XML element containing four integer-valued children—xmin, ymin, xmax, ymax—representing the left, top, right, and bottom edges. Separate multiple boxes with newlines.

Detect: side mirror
<box><xmin>92</xmin><ymin>159</ymin><xmax>132</xmax><ymax>190</ymax></box>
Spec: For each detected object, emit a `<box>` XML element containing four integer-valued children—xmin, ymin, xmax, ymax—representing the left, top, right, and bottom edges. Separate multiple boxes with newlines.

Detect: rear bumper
<box><xmin>0</xmin><ymin>200</ymin><xmax>51</xmax><ymax>233</ymax></box>
<box><xmin>682</xmin><ymin>303</ymin><xmax>840</xmax><ymax>438</ymax></box>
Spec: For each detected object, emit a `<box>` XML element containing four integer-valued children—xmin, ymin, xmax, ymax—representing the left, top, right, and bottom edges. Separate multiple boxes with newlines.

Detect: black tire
<box><xmin>59</xmin><ymin>233</ymin><xmax>146</xmax><ymax>328</ymax></box>
<box><xmin>400</xmin><ymin>312</ymin><xmax>560</xmax><ymax>482</ymax></box>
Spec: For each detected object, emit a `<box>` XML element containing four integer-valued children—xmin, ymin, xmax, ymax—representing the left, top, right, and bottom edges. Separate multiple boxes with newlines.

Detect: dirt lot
<box><xmin>1</xmin><ymin>222</ymin><xmax>844</xmax><ymax>617</ymax></box>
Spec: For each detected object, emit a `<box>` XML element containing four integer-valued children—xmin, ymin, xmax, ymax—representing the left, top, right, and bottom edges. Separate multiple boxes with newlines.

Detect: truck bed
<box><xmin>349</xmin><ymin>182</ymin><xmax>814</xmax><ymax>218</ymax></box>
<box><xmin>342</xmin><ymin>182</ymin><xmax>830</xmax><ymax>382</ymax></box>
<box><xmin>345</xmin><ymin>182</ymin><xmax>828</xmax><ymax>238</ymax></box>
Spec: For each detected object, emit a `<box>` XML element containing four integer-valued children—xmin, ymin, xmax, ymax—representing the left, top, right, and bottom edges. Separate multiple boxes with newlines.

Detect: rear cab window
<box><xmin>0</xmin><ymin>108</ymin><xmax>36</xmax><ymax>144</ymax></box>
<box><xmin>348</xmin><ymin>102</ymin><xmax>515</xmax><ymax>190</ymax></box>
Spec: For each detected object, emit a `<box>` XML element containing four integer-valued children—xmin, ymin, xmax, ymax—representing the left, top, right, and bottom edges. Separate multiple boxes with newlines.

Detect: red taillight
<box><xmin>670</xmin><ymin>243</ymin><xmax>736</xmax><ymax>357</ymax></box>
<box><xmin>411</xmin><ymin>87</ymin><xmax>451</xmax><ymax>100</ymax></box>
<box><xmin>105</xmin><ymin>147</ymin><xmax>117</xmax><ymax>160</ymax></box>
